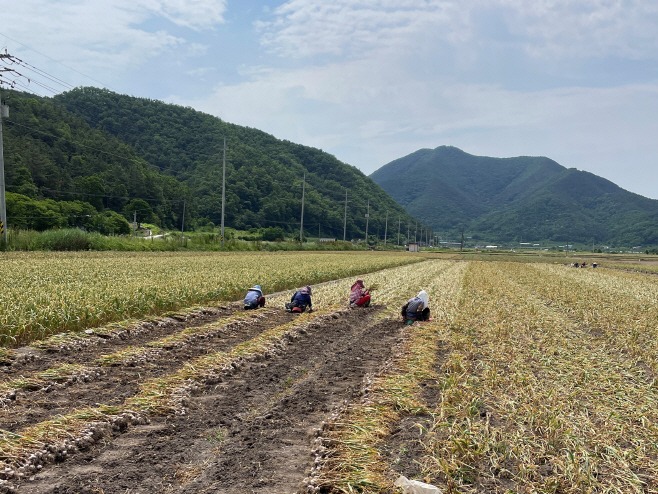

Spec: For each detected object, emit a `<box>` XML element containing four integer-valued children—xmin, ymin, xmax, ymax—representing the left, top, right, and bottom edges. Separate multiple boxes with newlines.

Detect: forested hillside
<box><xmin>1</xmin><ymin>90</ymin><xmax>193</xmax><ymax>233</ymax></box>
<box><xmin>51</xmin><ymin>87</ymin><xmax>418</xmax><ymax>239</ymax></box>
<box><xmin>371</xmin><ymin>146</ymin><xmax>658</xmax><ymax>246</ymax></box>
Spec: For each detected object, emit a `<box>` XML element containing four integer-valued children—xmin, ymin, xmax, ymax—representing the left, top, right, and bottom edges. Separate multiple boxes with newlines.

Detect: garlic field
<box><xmin>0</xmin><ymin>251</ymin><xmax>420</xmax><ymax>346</ymax></box>
<box><xmin>0</xmin><ymin>258</ymin><xmax>656</xmax><ymax>494</ymax></box>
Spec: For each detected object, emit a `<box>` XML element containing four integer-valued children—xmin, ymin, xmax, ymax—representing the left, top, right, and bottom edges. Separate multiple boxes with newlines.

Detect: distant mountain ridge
<box><xmin>370</xmin><ymin>146</ymin><xmax>658</xmax><ymax>246</ymax></box>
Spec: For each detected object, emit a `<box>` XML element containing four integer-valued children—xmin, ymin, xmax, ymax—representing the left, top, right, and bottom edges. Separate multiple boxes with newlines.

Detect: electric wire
<box><xmin>8</xmin><ymin>59</ymin><xmax>75</xmax><ymax>90</ymax></box>
<box><xmin>0</xmin><ymin>32</ymin><xmax>116</xmax><ymax>91</ymax></box>
<box><xmin>4</xmin><ymin>119</ymin><xmax>157</xmax><ymax>170</ymax></box>
<box><xmin>4</xmin><ymin>185</ymin><xmax>186</xmax><ymax>204</ymax></box>
<box><xmin>8</xmin><ymin>205</ymin><xmax>155</xmax><ymax>220</ymax></box>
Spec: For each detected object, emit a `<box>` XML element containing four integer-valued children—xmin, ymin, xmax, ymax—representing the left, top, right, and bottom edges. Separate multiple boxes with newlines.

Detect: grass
<box><xmin>94</xmin><ymin>310</ymin><xmax>273</xmax><ymax>366</ymax></box>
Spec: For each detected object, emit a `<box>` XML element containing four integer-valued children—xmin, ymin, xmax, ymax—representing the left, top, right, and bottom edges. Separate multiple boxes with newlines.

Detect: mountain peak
<box><xmin>370</xmin><ymin>147</ymin><xmax>658</xmax><ymax>245</ymax></box>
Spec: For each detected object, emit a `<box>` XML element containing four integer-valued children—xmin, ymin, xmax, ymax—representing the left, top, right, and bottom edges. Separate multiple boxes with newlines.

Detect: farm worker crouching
<box><xmin>287</xmin><ymin>285</ymin><xmax>313</xmax><ymax>313</ymax></box>
<box><xmin>401</xmin><ymin>290</ymin><xmax>431</xmax><ymax>324</ymax></box>
<box><xmin>244</xmin><ymin>285</ymin><xmax>265</xmax><ymax>310</ymax></box>
<box><xmin>349</xmin><ymin>279</ymin><xmax>371</xmax><ymax>307</ymax></box>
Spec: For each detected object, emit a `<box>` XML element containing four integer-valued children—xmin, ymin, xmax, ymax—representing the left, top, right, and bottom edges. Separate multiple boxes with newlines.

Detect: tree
<box><xmin>105</xmin><ymin>211</ymin><xmax>131</xmax><ymax>235</ymax></box>
<box><xmin>123</xmin><ymin>199</ymin><xmax>157</xmax><ymax>227</ymax></box>
<box><xmin>262</xmin><ymin>227</ymin><xmax>284</xmax><ymax>241</ymax></box>
<box><xmin>73</xmin><ymin>175</ymin><xmax>105</xmax><ymax>211</ymax></box>
<box><xmin>10</xmin><ymin>167</ymin><xmax>38</xmax><ymax>198</ymax></box>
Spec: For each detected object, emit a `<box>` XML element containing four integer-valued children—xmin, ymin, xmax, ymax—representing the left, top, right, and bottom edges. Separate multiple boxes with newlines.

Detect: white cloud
<box><xmin>0</xmin><ymin>0</ymin><xmax>227</xmax><ymax>87</ymax></box>
<box><xmin>258</xmin><ymin>0</ymin><xmax>658</xmax><ymax>61</ymax></box>
<box><xmin>186</xmin><ymin>66</ymin><xmax>216</xmax><ymax>77</ymax></box>
<box><xmin>174</xmin><ymin>53</ymin><xmax>658</xmax><ymax>197</ymax></box>
<box><xmin>140</xmin><ymin>0</ymin><xmax>227</xmax><ymax>30</ymax></box>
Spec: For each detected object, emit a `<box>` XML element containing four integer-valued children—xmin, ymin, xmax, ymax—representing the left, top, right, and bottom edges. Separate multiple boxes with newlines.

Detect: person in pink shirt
<box><xmin>349</xmin><ymin>279</ymin><xmax>371</xmax><ymax>307</ymax></box>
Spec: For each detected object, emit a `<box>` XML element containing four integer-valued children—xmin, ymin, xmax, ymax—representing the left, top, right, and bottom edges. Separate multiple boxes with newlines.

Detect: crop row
<box><xmin>418</xmin><ymin>262</ymin><xmax>658</xmax><ymax>493</ymax></box>
<box><xmin>308</xmin><ymin>261</ymin><xmax>468</xmax><ymax>493</ymax></box>
<box><xmin>0</xmin><ymin>251</ymin><xmax>421</xmax><ymax>346</ymax></box>
<box><xmin>0</xmin><ymin>259</ymin><xmax>444</xmax><ymax>486</ymax></box>
<box><xmin>505</xmin><ymin>263</ymin><xmax>658</xmax><ymax>373</ymax></box>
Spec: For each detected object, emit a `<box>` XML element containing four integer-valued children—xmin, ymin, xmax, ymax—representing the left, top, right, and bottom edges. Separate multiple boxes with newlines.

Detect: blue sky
<box><xmin>2</xmin><ymin>0</ymin><xmax>658</xmax><ymax>199</ymax></box>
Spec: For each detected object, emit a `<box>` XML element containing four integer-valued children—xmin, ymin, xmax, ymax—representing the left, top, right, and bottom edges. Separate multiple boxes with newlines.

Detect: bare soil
<box><xmin>15</xmin><ymin>305</ymin><xmax>404</xmax><ymax>494</ymax></box>
<box><xmin>0</xmin><ymin>308</ymin><xmax>294</xmax><ymax>433</ymax></box>
<box><xmin>1</xmin><ymin>304</ymin><xmax>240</xmax><ymax>381</ymax></box>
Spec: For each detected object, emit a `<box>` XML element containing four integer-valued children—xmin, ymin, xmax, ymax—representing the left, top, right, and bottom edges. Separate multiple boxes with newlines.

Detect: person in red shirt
<box><xmin>349</xmin><ymin>279</ymin><xmax>371</xmax><ymax>307</ymax></box>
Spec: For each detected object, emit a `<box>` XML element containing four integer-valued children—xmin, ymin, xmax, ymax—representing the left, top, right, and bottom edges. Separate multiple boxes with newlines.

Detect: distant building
<box><xmin>408</xmin><ymin>242</ymin><xmax>419</xmax><ymax>252</ymax></box>
<box><xmin>319</xmin><ymin>238</ymin><xmax>336</xmax><ymax>243</ymax></box>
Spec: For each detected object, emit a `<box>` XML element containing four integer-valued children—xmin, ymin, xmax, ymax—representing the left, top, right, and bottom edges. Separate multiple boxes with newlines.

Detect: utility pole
<box><xmin>133</xmin><ymin>210</ymin><xmax>137</xmax><ymax>236</ymax></box>
<box><xmin>299</xmin><ymin>173</ymin><xmax>306</xmax><ymax>242</ymax></box>
<box><xmin>566</xmin><ymin>233</ymin><xmax>569</xmax><ymax>258</ymax></box>
<box><xmin>407</xmin><ymin>224</ymin><xmax>410</xmax><ymax>244</ymax></box>
<box><xmin>0</xmin><ymin>54</ymin><xmax>19</xmax><ymax>246</ymax></box>
<box><xmin>180</xmin><ymin>199</ymin><xmax>186</xmax><ymax>245</ymax></box>
<box><xmin>460</xmin><ymin>228</ymin><xmax>465</xmax><ymax>254</ymax></box>
<box><xmin>343</xmin><ymin>189</ymin><xmax>348</xmax><ymax>242</ymax></box>
<box><xmin>414</xmin><ymin>222</ymin><xmax>417</xmax><ymax>243</ymax></box>
<box><xmin>0</xmin><ymin>89</ymin><xmax>8</xmax><ymax>245</ymax></box>
<box><xmin>397</xmin><ymin>216</ymin><xmax>401</xmax><ymax>247</ymax></box>
<box><xmin>221</xmin><ymin>137</ymin><xmax>226</xmax><ymax>248</ymax></box>
<box><xmin>318</xmin><ymin>223</ymin><xmax>320</xmax><ymax>240</ymax></box>
<box><xmin>384</xmin><ymin>211</ymin><xmax>388</xmax><ymax>246</ymax></box>
<box><xmin>364</xmin><ymin>200</ymin><xmax>370</xmax><ymax>244</ymax></box>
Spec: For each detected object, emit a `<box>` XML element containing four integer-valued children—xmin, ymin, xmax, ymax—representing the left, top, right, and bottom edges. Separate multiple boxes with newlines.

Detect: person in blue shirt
<box><xmin>287</xmin><ymin>285</ymin><xmax>313</xmax><ymax>313</ymax></box>
<box><xmin>244</xmin><ymin>285</ymin><xmax>265</xmax><ymax>310</ymax></box>
<box><xmin>401</xmin><ymin>290</ymin><xmax>430</xmax><ymax>324</ymax></box>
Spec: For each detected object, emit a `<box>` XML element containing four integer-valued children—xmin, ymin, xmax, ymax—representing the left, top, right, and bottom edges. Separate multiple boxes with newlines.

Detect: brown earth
<box><xmin>0</xmin><ymin>308</ymin><xmax>295</xmax><ymax>433</ymax></box>
<box><xmin>15</xmin><ymin>305</ymin><xmax>405</xmax><ymax>494</ymax></box>
<box><xmin>1</xmin><ymin>304</ymin><xmax>240</xmax><ymax>381</ymax></box>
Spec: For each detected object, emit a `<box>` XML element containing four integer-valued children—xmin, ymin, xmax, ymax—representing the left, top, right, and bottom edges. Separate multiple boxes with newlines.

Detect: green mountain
<box><xmin>52</xmin><ymin>87</ymin><xmax>419</xmax><ymax>240</ymax></box>
<box><xmin>1</xmin><ymin>90</ymin><xmax>193</xmax><ymax>233</ymax></box>
<box><xmin>370</xmin><ymin>146</ymin><xmax>658</xmax><ymax>246</ymax></box>
<box><xmin>2</xmin><ymin>88</ymin><xmax>421</xmax><ymax>240</ymax></box>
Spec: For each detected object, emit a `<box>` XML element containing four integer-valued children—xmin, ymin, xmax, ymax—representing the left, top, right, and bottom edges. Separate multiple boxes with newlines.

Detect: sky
<box><xmin>1</xmin><ymin>0</ymin><xmax>658</xmax><ymax>199</ymax></box>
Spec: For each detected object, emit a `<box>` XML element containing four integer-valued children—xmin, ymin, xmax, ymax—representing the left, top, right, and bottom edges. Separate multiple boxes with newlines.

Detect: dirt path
<box><xmin>21</xmin><ymin>305</ymin><xmax>403</xmax><ymax>494</ymax></box>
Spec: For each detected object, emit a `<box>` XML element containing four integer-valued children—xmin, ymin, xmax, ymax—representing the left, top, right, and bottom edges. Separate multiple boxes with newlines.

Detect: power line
<box><xmin>7</xmin><ymin>59</ymin><xmax>75</xmax><ymax>90</ymax></box>
<box><xmin>0</xmin><ymin>32</ymin><xmax>115</xmax><ymax>91</ymax></box>
<box><xmin>0</xmin><ymin>54</ymin><xmax>64</xmax><ymax>95</ymax></box>
<box><xmin>8</xmin><ymin>206</ymin><xmax>154</xmax><ymax>220</ymax></box>
<box><xmin>3</xmin><ymin>119</ymin><xmax>158</xmax><ymax>170</ymax></box>
<box><xmin>4</xmin><ymin>185</ymin><xmax>185</xmax><ymax>204</ymax></box>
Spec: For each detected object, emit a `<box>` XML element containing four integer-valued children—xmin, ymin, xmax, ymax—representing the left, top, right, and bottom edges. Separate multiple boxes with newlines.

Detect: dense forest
<box><xmin>51</xmin><ymin>87</ymin><xmax>419</xmax><ymax>240</ymax></box>
<box><xmin>1</xmin><ymin>90</ymin><xmax>194</xmax><ymax>233</ymax></box>
<box><xmin>371</xmin><ymin>146</ymin><xmax>658</xmax><ymax>246</ymax></box>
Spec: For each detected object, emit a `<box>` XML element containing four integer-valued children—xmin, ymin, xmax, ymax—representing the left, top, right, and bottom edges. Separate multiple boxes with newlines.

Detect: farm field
<box><xmin>1</xmin><ymin>258</ymin><xmax>657</xmax><ymax>493</ymax></box>
<box><xmin>0</xmin><ymin>251</ymin><xmax>421</xmax><ymax>346</ymax></box>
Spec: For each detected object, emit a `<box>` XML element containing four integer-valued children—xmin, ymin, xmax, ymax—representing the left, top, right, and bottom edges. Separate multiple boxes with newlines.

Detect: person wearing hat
<box><xmin>401</xmin><ymin>290</ymin><xmax>430</xmax><ymax>324</ymax></box>
<box><xmin>286</xmin><ymin>285</ymin><xmax>313</xmax><ymax>313</ymax></box>
<box><xmin>349</xmin><ymin>279</ymin><xmax>371</xmax><ymax>307</ymax></box>
<box><xmin>244</xmin><ymin>285</ymin><xmax>266</xmax><ymax>310</ymax></box>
